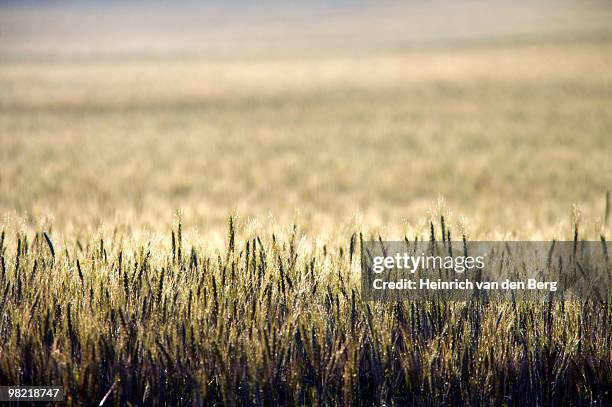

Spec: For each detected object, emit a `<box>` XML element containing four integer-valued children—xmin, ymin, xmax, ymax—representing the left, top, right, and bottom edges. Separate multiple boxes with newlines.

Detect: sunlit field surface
<box><xmin>0</xmin><ymin>1</ymin><xmax>611</xmax><ymax>405</ymax></box>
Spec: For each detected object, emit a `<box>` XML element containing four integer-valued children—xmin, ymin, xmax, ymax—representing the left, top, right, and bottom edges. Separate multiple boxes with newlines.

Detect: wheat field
<box><xmin>1</xmin><ymin>1</ymin><xmax>611</xmax><ymax>405</ymax></box>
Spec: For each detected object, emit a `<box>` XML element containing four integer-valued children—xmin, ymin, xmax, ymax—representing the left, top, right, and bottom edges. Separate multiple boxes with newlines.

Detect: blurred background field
<box><xmin>1</xmin><ymin>0</ymin><xmax>611</xmax><ymax>241</ymax></box>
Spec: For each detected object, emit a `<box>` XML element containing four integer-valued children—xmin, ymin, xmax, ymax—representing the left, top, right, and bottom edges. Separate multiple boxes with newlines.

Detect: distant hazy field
<box><xmin>1</xmin><ymin>1</ymin><xmax>611</xmax><ymax>241</ymax></box>
<box><xmin>0</xmin><ymin>1</ymin><xmax>611</xmax><ymax>405</ymax></box>
<box><xmin>1</xmin><ymin>38</ymin><xmax>611</xmax><ymax>240</ymax></box>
